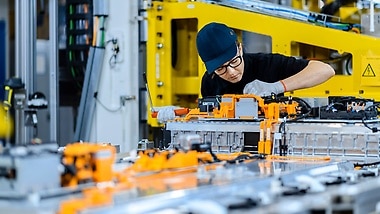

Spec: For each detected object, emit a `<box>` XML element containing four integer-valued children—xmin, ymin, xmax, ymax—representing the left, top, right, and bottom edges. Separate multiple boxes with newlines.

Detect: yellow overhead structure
<box><xmin>146</xmin><ymin>0</ymin><xmax>380</xmax><ymax>127</ymax></box>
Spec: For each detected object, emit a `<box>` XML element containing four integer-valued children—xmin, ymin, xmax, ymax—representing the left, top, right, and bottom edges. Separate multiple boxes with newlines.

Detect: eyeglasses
<box><xmin>214</xmin><ymin>55</ymin><xmax>242</xmax><ymax>76</ymax></box>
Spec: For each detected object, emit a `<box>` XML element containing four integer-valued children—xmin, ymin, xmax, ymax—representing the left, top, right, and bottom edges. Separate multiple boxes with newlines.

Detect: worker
<box><xmin>197</xmin><ymin>22</ymin><xmax>335</xmax><ymax>97</ymax></box>
<box><xmin>157</xmin><ymin>22</ymin><xmax>335</xmax><ymax>122</ymax></box>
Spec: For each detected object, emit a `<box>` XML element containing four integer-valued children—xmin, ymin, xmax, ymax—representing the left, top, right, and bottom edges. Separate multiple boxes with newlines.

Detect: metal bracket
<box><xmin>120</xmin><ymin>95</ymin><xmax>136</xmax><ymax>106</ymax></box>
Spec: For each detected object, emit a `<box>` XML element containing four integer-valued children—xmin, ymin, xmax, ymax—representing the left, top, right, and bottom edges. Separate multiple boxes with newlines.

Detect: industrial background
<box><xmin>1</xmin><ymin>0</ymin><xmax>380</xmax><ymax>213</ymax></box>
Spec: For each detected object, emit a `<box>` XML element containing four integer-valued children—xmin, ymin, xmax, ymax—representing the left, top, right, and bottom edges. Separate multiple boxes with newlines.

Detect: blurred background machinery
<box><xmin>0</xmin><ymin>0</ymin><xmax>140</xmax><ymax>152</ymax></box>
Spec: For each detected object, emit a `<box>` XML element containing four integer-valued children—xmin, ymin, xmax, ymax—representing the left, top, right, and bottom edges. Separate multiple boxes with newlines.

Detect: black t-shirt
<box><xmin>200</xmin><ymin>53</ymin><xmax>309</xmax><ymax>97</ymax></box>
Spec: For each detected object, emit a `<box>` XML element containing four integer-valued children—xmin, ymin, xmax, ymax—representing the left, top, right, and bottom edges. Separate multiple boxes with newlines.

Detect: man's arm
<box><xmin>281</xmin><ymin>60</ymin><xmax>335</xmax><ymax>92</ymax></box>
<box><xmin>243</xmin><ymin>60</ymin><xmax>335</xmax><ymax>97</ymax></box>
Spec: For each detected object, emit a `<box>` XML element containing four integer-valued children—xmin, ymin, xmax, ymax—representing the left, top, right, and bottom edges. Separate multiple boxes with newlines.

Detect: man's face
<box><xmin>214</xmin><ymin>45</ymin><xmax>244</xmax><ymax>83</ymax></box>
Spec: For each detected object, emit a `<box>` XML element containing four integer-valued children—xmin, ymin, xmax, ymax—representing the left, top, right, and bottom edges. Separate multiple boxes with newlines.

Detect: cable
<box><xmin>94</xmin><ymin>92</ymin><xmax>122</xmax><ymax>112</ymax></box>
<box><xmin>190</xmin><ymin>142</ymin><xmax>221</xmax><ymax>162</ymax></box>
<box><xmin>362</xmin><ymin>117</ymin><xmax>380</xmax><ymax>133</ymax></box>
<box><xmin>353</xmin><ymin>160</ymin><xmax>380</xmax><ymax>168</ymax></box>
<box><xmin>360</xmin><ymin>102</ymin><xmax>380</xmax><ymax>132</ymax></box>
<box><xmin>225</xmin><ymin>153</ymin><xmax>264</xmax><ymax>164</ymax></box>
<box><xmin>291</xmin><ymin>97</ymin><xmax>312</xmax><ymax>120</ymax></box>
<box><xmin>278</xmin><ymin>120</ymin><xmax>287</xmax><ymax>156</ymax></box>
<box><xmin>320</xmin><ymin>0</ymin><xmax>359</xmax><ymax>20</ymax></box>
<box><xmin>107</xmin><ymin>38</ymin><xmax>120</xmax><ymax>68</ymax></box>
<box><xmin>364</xmin><ymin>102</ymin><xmax>380</xmax><ymax>112</ymax></box>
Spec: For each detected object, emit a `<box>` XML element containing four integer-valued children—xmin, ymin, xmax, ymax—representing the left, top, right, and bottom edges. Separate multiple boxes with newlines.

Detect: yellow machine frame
<box><xmin>146</xmin><ymin>0</ymin><xmax>380</xmax><ymax>127</ymax></box>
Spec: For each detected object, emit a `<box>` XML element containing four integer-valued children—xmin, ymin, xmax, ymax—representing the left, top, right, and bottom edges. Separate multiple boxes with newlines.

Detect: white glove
<box><xmin>243</xmin><ymin>80</ymin><xmax>285</xmax><ymax>97</ymax></box>
<box><xmin>156</xmin><ymin>106</ymin><xmax>177</xmax><ymax>123</ymax></box>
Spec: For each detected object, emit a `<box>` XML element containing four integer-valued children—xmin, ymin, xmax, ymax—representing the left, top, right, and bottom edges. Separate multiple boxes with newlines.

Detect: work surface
<box><xmin>0</xmin><ymin>153</ymin><xmax>379</xmax><ymax>214</ymax></box>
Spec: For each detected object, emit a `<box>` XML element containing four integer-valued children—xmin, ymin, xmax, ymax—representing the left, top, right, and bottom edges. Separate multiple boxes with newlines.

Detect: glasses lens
<box><xmin>215</xmin><ymin>66</ymin><xmax>227</xmax><ymax>75</ymax></box>
<box><xmin>214</xmin><ymin>56</ymin><xmax>241</xmax><ymax>76</ymax></box>
<box><xmin>230</xmin><ymin>56</ymin><xmax>242</xmax><ymax>68</ymax></box>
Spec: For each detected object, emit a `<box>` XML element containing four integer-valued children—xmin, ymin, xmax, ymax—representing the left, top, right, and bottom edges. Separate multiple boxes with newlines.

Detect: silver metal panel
<box><xmin>15</xmin><ymin>0</ymin><xmax>36</xmax><ymax>144</ymax></box>
<box><xmin>91</xmin><ymin>0</ymin><xmax>140</xmax><ymax>152</ymax></box>
<box><xmin>168</xmin><ymin>120</ymin><xmax>380</xmax><ymax>162</ymax></box>
<box><xmin>167</xmin><ymin>121</ymin><xmax>260</xmax><ymax>152</ymax></box>
<box><xmin>235</xmin><ymin>97</ymin><xmax>258</xmax><ymax>119</ymax></box>
<box><xmin>48</xmin><ymin>0</ymin><xmax>58</xmax><ymax>143</ymax></box>
<box><xmin>275</xmin><ymin>122</ymin><xmax>380</xmax><ymax>161</ymax></box>
<box><xmin>74</xmin><ymin>48</ymin><xmax>105</xmax><ymax>141</ymax></box>
<box><xmin>35</xmin><ymin>40</ymin><xmax>51</xmax><ymax>143</ymax></box>
<box><xmin>58</xmin><ymin>107</ymin><xmax>74</xmax><ymax>147</ymax></box>
<box><xmin>172</xmin><ymin>130</ymin><xmax>245</xmax><ymax>153</ymax></box>
<box><xmin>0</xmin><ymin>153</ymin><xmax>61</xmax><ymax>195</ymax></box>
<box><xmin>167</xmin><ymin>121</ymin><xmax>260</xmax><ymax>132</ymax></box>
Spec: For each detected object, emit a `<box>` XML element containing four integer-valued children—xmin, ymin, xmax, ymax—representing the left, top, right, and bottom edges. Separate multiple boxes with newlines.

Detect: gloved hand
<box><xmin>156</xmin><ymin>106</ymin><xmax>177</xmax><ymax>123</ymax></box>
<box><xmin>243</xmin><ymin>80</ymin><xmax>285</xmax><ymax>97</ymax></box>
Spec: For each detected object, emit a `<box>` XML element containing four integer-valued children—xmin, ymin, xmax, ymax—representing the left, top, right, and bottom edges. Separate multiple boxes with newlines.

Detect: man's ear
<box><xmin>238</xmin><ymin>43</ymin><xmax>243</xmax><ymax>56</ymax></box>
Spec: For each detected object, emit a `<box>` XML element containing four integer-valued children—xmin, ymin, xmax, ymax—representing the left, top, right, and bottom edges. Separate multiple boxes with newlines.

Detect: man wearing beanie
<box><xmin>196</xmin><ymin>22</ymin><xmax>335</xmax><ymax>97</ymax></box>
<box><xmin>157</xmin><ymin>22</ymin><xmax>335</xmax><ymax>123</ymax></box>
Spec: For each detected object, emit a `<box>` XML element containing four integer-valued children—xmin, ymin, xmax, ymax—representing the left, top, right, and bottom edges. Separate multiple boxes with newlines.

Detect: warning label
<box><xmin>362</xmin><ymin>64</ymin><xmax>376</xmax><ymax>77</ymax></box>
